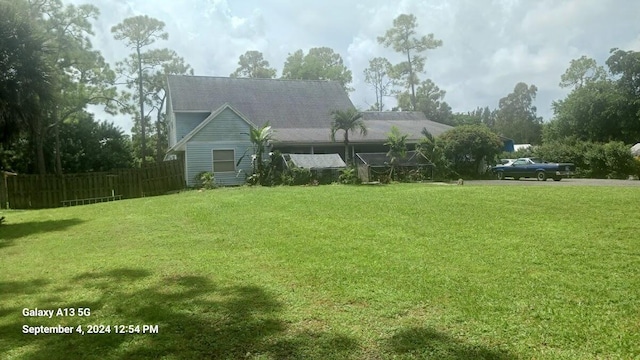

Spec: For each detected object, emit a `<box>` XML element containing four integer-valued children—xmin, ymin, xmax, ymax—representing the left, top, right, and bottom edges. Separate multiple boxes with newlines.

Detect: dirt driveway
<box><xmin>464</xmin><ymin>178</ymin><xmax>640</xmax><ymax>187</ymax></box>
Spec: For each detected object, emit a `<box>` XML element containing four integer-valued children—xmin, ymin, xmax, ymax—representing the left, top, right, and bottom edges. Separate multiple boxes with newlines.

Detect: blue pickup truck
<box><xmin>492</xmin><ymin>157</ymin><xmax>575</xmax><ymax>181</ymax></box>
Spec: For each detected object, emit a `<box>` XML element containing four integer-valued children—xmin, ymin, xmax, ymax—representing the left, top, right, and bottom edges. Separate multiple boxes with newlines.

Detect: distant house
<box><xmin>165</xmin><ymin>75</ymin><xmax>454</xmax><ymax>186</ymax></box>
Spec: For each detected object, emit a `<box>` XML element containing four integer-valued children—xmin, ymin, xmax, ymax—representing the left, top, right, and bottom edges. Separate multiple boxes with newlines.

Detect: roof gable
<box><xmin>168</xmin><ymin>103</ymin><xmax>255</xmax><ymax>152</ymax></box>
<box><xmin>167</xmin><ymin>75</ymin><xmax>355</xmax><ymax>129</ymax></box>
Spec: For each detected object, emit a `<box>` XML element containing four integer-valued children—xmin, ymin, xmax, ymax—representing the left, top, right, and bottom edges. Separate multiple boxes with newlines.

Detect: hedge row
<box><xmin>533</xmin><ymin>140</ymin><xmax>639</xmax><ymax>179</ymax></box>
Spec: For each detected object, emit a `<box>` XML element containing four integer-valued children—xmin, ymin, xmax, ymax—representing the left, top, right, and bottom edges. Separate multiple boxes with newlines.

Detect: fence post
<box><xmin>1</xmin><ymin>171</ymin><xmax>17</xmax><ymax>209</ymax></box>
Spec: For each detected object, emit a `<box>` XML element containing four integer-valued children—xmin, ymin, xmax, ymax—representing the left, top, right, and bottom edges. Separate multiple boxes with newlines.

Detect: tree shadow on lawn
<box><xmin>386</xmin><ymin>327</ymin><xmax>515</xmax><ymax>360</ymax></box>
<box><xmin>0</xmin><ymin>279</ymin><xmax>51</xmax><ymax>321</ymax></box>
<box><xmin>2</xmin><ymin>268</ymin><xmax>360</xmax><ymax>359</ymax></box>
<box><xmin>0</xmin><ymin>219</ymin><xmax>84</xmax><ymax>247</ymax></box>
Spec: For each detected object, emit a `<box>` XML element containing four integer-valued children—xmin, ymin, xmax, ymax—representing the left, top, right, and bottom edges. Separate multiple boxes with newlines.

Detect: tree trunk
<box><xmin>54</xmin><ymin>121</ymin><xmax>63</xmax><ymax>176</ymax></box>
<box><xmin>155</xmin><ymin>94</ymin><xmax>167</xmax><ymax>163</ymax></box>
<box><xmin>407</xmin><ymin>50</ymin><xmax>416</xmax><ymax>111</ymax></box>
<box><xmin>137</xmin><ymin>46</ymin><xmax>146</xmax><ymax>167</ymax></box>
<box><xmin>344</xmin><ymin>131</ymin><xmax>350</xmax><ymax>164</ymax></box>
<box><xmin>156</xmin><ymin>106</ymin><xmax>162</xmax><ymax>163</ymax></box>
<box><xmin>36</xmin><ymin>130</ymin><xmax>46</xmax><ymax>175</ymax></box>
<box><xmin>32</xmin><ymin>116</ymin><xmax>47</xmax><ymax>175</ymax></box>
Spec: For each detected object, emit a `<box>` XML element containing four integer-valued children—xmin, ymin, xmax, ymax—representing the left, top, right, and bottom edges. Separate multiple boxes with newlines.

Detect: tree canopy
<box><xmin>547</xmin><ymin>50</ymin><xmax>640</xmax><ymax>144</ymax></box>
<box><xmin>493</xmin><ymin>82</ymin><xmax>542</xmax><ymax>144</ymax></box>
<box><xmin>0</xmin><ymin>1</ymin><xmax>53</xmax><ymax>148</ymax></box>
<box><xmin>397</xmin><ymin>79</ymin><xmax>453</xmax><ymax>125</ymax></box>
<box><xmin>378</xmin><ymin>14</ymin><xmax>443</xmax><ymax>111</ymax></box>
<box><xmin>438</xmin><ymin>125</ymin><xmax>503</xmax><ymax>176</ymax></box>
<box><xmin>363</xmin><ymin>57</ymin><xmax>394</xmax><ymax>111</ymax></box>
<box><xmin>112</xmin><ymin>15</ymin><xmax>168</xmax><ymax>166</ymax></box>
<box><xmin>282</xmin><ymin>47</ymin><xmax>353</xmax><ymax>92</ymax></box>
<box><xmin>231</xmin><ymin>50</ymin><xmax>276</xmax><ymax>79</ymax></box>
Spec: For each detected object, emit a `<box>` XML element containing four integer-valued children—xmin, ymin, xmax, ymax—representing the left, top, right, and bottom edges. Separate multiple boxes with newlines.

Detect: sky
<box><xmin>68</xmin><ymin>0</ymin><xmax>640</xmax><ymax>133</ymax></box>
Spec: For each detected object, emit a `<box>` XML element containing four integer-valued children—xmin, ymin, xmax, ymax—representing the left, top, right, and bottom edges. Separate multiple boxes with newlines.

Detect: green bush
<box><xmin>416</xmin><ymin>140</ymin><xmax>457</xmax><ymax>180</ymax></box>
<box><xmin>262</xmin><ymin>151</ymin><xmax>286</xmax><ymax>186</ymax></box>
<box><xmin>534</xmin><ymin>139</ymin><xmax>590</xmax><ymax>176</ymax></box>
<box><xmin>195</xmin><ymin>171</ymin><xmax>215</xmax><ymax>189</ymax></box>
<box><xmin>534</xmin><ymin>140</ymin><xmax>635</xmax><ymax>179</ymax></box>
<box><xmin>282</xmin><ymin>167</ymin><xmax>312</xmax><ymax>186</ymax></box>
<box><xmin>338</xmin><ymin>166</ymin><xmax>360</xmax><ymax>184</ymax></box>
<box><xmin>633</xmin><ymin>157</ymin><xmax>640</xmax><ymax>178</ymax></box>
<box><xmin>315</xmin><ymin>169</ymin><xmax>335</xmax><ymax>185</ymax></box>
<box><xmin>437</xmin><ymin>125</ymin><xmax>503</xmax><ymax>178</ymax></box>
<box><xmin>602</xmin><ymin>141</ymin><xmax>635</xmax><ymax>179</ymax></box>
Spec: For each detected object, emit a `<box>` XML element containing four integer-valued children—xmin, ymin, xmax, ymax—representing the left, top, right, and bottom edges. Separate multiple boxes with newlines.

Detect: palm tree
<box><xmin>246</xmin><ymin>122</ymin><xmax>273</xmax><ymax>185</ymax></box>
<box><xmin>385</xmin><ymin>126</ymin><xmax>408</xmax><ymax>179</ymax></box>
<box><xmin>330</xmin><ymin>109</ymin><xmax>367</xmax><ymax>163</ymax></box>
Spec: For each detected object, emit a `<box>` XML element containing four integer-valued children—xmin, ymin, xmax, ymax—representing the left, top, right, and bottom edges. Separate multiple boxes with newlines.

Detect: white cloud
<box><xmin>65</xmin><ymin>0</ymin><xmax>640</xmax><ymax>128</ymax></box>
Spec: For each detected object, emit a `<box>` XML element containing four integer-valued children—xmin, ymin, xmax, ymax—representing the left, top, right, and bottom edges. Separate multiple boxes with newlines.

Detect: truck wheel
<box><xmin>536</xmin><ymin>171</ymin><xmax>546</xmax><ymax>181</ymax></box>
<box><xmin>496</xmin><ymin>172</ymin><xmax>505</xmax><ymax>180</ymax></box>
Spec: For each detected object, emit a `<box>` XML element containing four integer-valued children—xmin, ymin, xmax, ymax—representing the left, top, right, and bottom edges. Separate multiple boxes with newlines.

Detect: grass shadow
<box><xmin>0</xmin><ymin>219</ymin><xmax>84</xmax><ymax>246</ymax></box>
<box><xmin>386</xmin><ymin>327</ymin><xmax>515</xmax><ymax>359</ymax></box>
<box><xmin>0</xmin><ymin>279</ymin><xmax>49</xmax><ymax>295</ymax></box>
<box><xmin>1</xmin><ymin>268</ymin><xmax>360</xmax><ymax>359</ymax></box>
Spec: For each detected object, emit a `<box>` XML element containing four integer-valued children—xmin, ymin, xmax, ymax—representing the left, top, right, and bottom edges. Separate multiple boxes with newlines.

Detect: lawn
<box><xmin>0</xmin><ymin>184</ymin><xmax>639</xmax><ymax>359</ymax></box>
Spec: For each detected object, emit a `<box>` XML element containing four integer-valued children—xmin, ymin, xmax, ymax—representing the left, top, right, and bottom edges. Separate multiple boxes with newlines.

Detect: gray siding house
<box><xmin>166</xmin><ymin>75</ymin><xmax>453</xmax><ymax>186</ymax></box>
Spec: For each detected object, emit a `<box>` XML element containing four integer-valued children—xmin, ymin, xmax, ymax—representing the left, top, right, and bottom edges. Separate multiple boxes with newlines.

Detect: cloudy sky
<box><xmin>68</xmin><ymin>0</ymin><xmax>640</xmax><ymax>133</ymax></box>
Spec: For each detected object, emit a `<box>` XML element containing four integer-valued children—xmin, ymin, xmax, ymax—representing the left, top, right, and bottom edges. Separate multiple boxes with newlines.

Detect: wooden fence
<box><xmin>0</xmin><ymin>160</ymin><xmax>185</xmax><ymax>209</ymax></box>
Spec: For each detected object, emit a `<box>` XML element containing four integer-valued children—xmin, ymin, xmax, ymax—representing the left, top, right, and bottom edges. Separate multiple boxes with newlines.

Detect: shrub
<box><xmin>195</xmin><ymin>171</ymin><xmax>215</xmax><ymax>189</ymax></box>
<box><xmin>416</xmin><ymin>139</ymin><xmax>456</xmax><ymax>180</ymax></box>
<box><xmin>262</xmin><ymin>151</ymin><xmax>286</xmax><ymax>186</ymax></box>
<box><xmin>534</xmin><ymin>139</ymin><xmax>590</xmax><ymax>176</ymax></box>
<box><xmin>534</xmin><ymin>140</ymin><xmax>635</xmax><ymax>179</ymax></box>
<box><xmin>437</xmin><ymin>125</ymin><xmax>503</xmax><ymax>178</ymax></box>
<box><xmin>283</xmin><ymin>167</ymin><xmax>312</xmax><ymax>186</ymax></box>
<box><xmin>633</xmin><ymin>157</ymin><xmax>640</xmax><ymax>178</ymax></box>
<box><xmin>602</xmin><ymin>141</ymin><xmax>635</xmax><ymax>179</ymax></box>
<box><xmin>315</xmin><ymin>169</ymin><xmax>335</xmax><ymax>185</ymax></box>
<box><xmin>338</xmin><ymin>166</ymin><xmax>360</xmax><ymax>184</ymax></box>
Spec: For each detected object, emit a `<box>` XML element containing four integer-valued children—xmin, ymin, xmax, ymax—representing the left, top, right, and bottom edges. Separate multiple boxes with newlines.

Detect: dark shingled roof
<box><xmin>361</xmin><ymin>111</ymin><xmax>428</xmax><ymax>121</ymax></box>
<box><xmin>167</xmin><ymin>75</ymin><xmax>355</xmax><ymax>129</ymax></box>
<box><xmin>272</xmin><ymin>112</ymin><xmax>454</xmax><ymax>144</ymax></box>
<box><xmin>345</xmin><ymin>111</ymin><xmax>454</xmax><ymax>143</ymax></box>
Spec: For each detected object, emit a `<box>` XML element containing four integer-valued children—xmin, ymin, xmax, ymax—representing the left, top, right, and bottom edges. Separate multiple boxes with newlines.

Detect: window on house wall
<box><xmin>213</xmin><ymin>149</ymin><xmax>235</xmax><ymax>172</ymax></box>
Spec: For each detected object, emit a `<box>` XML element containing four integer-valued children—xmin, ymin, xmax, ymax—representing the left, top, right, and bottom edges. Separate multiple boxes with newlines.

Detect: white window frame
<box><xmin>212</xmin><ymin>149</ymin><xmax>235</xmax><ymax>173</ymax></box>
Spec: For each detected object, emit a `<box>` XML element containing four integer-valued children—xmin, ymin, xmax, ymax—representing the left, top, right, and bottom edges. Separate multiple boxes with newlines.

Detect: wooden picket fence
<box><xmin>0</xmin><ymin>160</ymin><xmax>185</xmax><ymax>209</ymax></box>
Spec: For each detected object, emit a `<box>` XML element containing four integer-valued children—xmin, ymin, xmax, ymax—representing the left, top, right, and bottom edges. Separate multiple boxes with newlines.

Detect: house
<box><xmin>165</xmin><ymin>75</ymin><xmax>454</xmax><ymax>186</ymax></box>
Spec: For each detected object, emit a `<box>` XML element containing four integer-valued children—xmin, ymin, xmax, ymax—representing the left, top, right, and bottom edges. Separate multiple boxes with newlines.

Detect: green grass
<box><xmin>1</xmin><ymin>184</ymin><xmax>639</xmax><ymax>359</ymax></box>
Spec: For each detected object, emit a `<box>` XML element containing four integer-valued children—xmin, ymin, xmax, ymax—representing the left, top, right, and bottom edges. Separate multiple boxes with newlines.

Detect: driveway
<box><xmin>464</xmin><ymin>178</ymin><xmax>640</xmax><ymax>187</ymax></box>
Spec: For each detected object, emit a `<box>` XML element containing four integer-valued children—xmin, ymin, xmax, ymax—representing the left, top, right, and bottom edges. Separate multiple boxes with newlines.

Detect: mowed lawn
<box><xmin>1</xmin><ymin>184</ymin><xmax>639</xmax><ymax>359</ymax></box>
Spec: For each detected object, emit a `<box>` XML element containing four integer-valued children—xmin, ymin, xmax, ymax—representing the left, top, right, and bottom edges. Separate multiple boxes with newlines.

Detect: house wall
<box><xmin>176</xmin><ymin>112</ymin><xmax>210</xmax><ymax>142</ymax></box>
<box><xmin>185</xmin><ymin>142</ymin><xmax>252</xmax><ymax>186</ymax></box>
<box><xmin>190</xmin><ymin>108</ymin><xmax>249</xmax><ymax>142</ymax></box>
<box><xmin>184</xmin><ymin>108</ymin><xmax>253</xmax><ymax>186</ymax></box>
